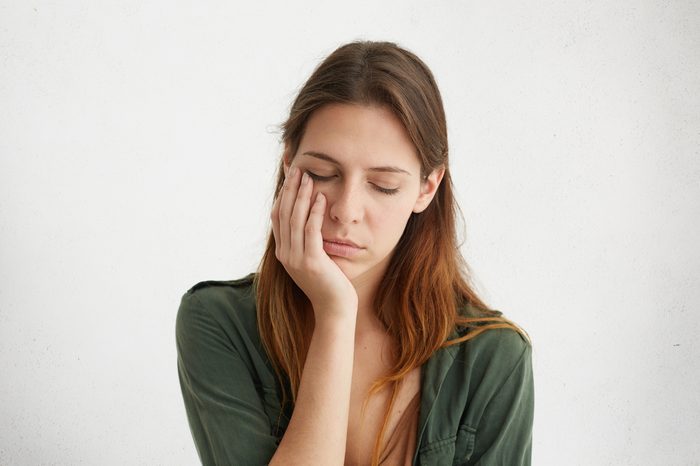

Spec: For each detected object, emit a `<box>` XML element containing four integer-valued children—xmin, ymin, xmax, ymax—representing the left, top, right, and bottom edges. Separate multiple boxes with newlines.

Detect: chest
<box><xmin>344</xmin><ymin>338</ymin><xmax>422</xmax><ymax>466</ymax></box>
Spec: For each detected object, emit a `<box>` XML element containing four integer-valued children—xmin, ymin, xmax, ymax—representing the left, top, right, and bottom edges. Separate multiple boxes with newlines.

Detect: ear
<box><xmin>413</xmin><ymin>166</ymin><xmax>445</xmax><ymax>213</ymax></box>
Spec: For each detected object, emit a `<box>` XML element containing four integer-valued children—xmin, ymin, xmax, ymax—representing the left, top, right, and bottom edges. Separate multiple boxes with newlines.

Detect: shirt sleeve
<box><xmin>469</xmin><ymin>339</ymin><xmax>534</xmax><ymax>465</ymax></box>
<box><xmin>175</xmin><ymin>291</ymin><xmax>279</xmax><ymax>466</ymax></box>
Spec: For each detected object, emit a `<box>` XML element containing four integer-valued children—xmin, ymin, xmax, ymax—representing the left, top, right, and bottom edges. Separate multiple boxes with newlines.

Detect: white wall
<box><xmin>1</xmin><ymin>1</ymin><xmax>698</xmax><ymax>464</ymax></box>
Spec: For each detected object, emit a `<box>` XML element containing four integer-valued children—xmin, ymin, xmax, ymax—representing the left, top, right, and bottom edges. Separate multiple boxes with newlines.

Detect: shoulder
<box><xmin>463</xmin><ymin>326</ymin><xmax>530</xmax><ymax>362</ymax></box>
<box><xmin>453</xmin><ymin>301</ymin><xmax>531</xmax><ymax>370</ymax></box>
<box><xmin>462</xmin><ymin>327</ymin><xmax>531</xmax><ymax>380</ymax></box>
<box><xmin>175</xmin><ymin>273</ymin><xmax>259</xmax><ymax>348</ymax></box>
<box><xmin>447</xmin><ymin>316</ymin><xmax>532</xmax><ymax>399</ymax></box>
<box><xmin>441</xmin><ymin>325</ymin><xmax>533</xmax><ymax>428</ymax></box>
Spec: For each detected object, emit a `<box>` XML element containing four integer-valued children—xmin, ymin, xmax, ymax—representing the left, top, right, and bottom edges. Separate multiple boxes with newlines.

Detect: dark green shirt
<box><xmin>176</xmin><ymin>274</ymin><xmax>534</xmax><ymax>465</ymax></box>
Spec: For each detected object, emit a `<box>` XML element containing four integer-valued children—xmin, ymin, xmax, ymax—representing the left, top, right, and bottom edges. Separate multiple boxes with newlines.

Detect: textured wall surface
<box><xmin>1</xmin><ymin>1</ymin><xmax>698</xmax><ymax>464</ymax></box>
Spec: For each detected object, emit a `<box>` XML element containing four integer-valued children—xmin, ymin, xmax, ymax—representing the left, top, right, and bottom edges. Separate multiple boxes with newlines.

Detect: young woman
<box><xmin>176</xmin><ymin>40</ymin><xmax>534</xmax><ymax>466</ymax></box>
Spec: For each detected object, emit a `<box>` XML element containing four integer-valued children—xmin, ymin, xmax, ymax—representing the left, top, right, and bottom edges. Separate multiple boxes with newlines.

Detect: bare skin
<box><xmin>268</xmin><ymin>103</ymin><xmax>444</xmax><ymax>465</ymax></box>
<box><xmin>268</xmin><ymin>166</ymin><xmax>358</xmax><ymax>466</ymax></box>
<box><xmin>345</xmin><ymin>331</ymin><xmax>422</xmax><ymax>465</ymax></box>
<box><xmin>269</xmin><ymin>166</ymin><xmax>422</xmax><ymax>466</ymax></box>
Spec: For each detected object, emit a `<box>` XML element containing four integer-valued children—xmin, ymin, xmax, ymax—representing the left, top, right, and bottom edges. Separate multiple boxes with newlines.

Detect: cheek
<box><xmin>369</xmin><ymin>200</ymin><xmax>415</xmax><ymax>241</ymax></box>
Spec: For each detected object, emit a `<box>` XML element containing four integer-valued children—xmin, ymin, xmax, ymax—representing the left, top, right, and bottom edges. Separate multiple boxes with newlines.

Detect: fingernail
<box><xmin>301</xmin><ymin>172</ymin><xmax>309</xmax><ymax>185</ymax></box>
<box><xmin>290</xmin><ymin>166</ymin><xmax>297</xmax><ymax>177</ymax></box>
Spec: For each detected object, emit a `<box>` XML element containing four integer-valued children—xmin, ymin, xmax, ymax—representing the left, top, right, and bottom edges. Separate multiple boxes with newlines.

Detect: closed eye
<box><xmin>305</xmin><ymin>170</ymin><xmax>335</xmax><ymax>182</ymax></box>
<box><xmin>305</xmin><ymin>170</ymin><xmax>400</xmax><ymax>196</ymax></box>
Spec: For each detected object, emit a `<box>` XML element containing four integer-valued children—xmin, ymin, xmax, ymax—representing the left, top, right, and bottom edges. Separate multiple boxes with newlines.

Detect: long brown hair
<box><xmin>255</xmin><ymin>40</ymin><xmax>528</xmax><ymax>465</ymax></box>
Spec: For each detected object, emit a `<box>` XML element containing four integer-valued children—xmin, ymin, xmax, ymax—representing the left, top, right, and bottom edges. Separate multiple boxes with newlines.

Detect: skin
<box><xmin>271</xmin><ymin>102</ymin><xmax>445</xmax><ymax>332</ymax></box>
<box><xmin>264</xmin><ymin>100</ymin><xmax>527</xmax><ymax>464</ymax></box>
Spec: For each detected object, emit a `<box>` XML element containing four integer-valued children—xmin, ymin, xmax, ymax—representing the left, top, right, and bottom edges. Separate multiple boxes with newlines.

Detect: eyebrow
<box><xmin>301</xmin><ymin>151</ymin><xmax>412</xmax><ymax>175</ymax></box>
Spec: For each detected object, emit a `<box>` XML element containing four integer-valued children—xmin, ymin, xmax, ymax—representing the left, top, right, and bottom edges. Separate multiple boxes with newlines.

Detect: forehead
<box><xmin>297</xmin><ymin>103</ymin><xmax>420</xmax><ymax>170</ymax></box>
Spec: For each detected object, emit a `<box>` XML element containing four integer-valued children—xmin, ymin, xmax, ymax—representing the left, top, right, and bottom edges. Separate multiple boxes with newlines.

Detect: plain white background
<box><xmin>1</xmin><ymin>1</ymin><xmax>698</xmax><ymax>464</ymax></box>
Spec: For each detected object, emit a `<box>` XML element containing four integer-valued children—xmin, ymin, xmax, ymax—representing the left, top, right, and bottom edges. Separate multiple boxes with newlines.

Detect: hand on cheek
<box><xmin>270</xmin><ymin>165</ymin><xmax>358</xmax><ymax>320</ymax></box>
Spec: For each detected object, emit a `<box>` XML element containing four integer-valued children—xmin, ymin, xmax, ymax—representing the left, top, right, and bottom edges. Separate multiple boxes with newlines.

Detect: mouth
<box><xmin>322</xmin><ymin>238</ymin><xmax>364</xmax><ymax>258</ymax></box>
<box><xmin>323</xmin><ymin>238</ymin><xmax>362</xmax><ymax>248</ymax></box>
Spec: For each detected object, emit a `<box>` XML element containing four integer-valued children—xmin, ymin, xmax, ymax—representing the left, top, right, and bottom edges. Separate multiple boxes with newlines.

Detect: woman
<box><xmin>176</xmin><ymin>40</ymin><xmax>533</xmax><ymax>466</ymax></box>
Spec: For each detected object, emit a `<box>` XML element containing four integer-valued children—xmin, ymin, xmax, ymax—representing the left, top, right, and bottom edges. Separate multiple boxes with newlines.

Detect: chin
<box><xmin>328</xmin><ymin>256</ymin><xmax>368</xmax><ymax>281</ymax></box>
<box><xmin>330</xmin><ymin>256</ymin><xmax>364</xmax><ymax>280</ymax></box>
<box><xmin>330</xmin><ymin>255</ymin><xmax>387</xmax><ymax>285</ymax></box>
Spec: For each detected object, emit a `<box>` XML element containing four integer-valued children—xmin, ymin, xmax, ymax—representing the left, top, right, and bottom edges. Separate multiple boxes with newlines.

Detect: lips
<box><xmin>323</xmin><ymin>238</ymin><xmax>362</xmax><ymax>248</ymax></box>
<box><xmin>322</xmin><ymin>238</ymin><xmax>364</xmax><ymax>258</ymax></box>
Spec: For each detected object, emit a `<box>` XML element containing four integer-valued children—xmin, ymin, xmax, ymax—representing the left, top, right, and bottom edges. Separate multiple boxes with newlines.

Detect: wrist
<box><xmin>312</xmin><ymin>303</ymin><xmax>358</xmax><ymax>330</ymax></box>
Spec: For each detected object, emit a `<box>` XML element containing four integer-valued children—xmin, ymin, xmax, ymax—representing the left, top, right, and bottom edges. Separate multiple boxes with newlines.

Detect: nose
<box><xmin>327</xmin><ymin>182</ymin><xmax>364</xmax><ymax>225</ymax></box>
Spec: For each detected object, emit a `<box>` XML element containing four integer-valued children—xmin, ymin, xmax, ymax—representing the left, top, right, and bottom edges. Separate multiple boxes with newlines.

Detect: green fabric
<box><xmin>176</xmin><ymin>274</ymin><xmax>534</xmax><ymax>465</ymax></box>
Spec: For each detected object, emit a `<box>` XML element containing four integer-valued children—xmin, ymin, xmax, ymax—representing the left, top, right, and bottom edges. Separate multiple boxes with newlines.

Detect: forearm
<box><xmin>269</xmin><ymin>312</ymin><xmax>356</xmax><ymax>466</ymax></box>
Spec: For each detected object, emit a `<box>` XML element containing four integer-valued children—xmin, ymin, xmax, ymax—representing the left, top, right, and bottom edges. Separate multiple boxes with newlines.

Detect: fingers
<box><xmin>273</xmin><ymin>165</ymin><xmax>326</xmax><ymax>266</ymax></box>
<box><xmin>270</xmin><ymin>192</ymin><xmax>281</xmax><ymax>258</ymax></box>
<box><xmin>290</xmin><ymin>171</ymin><xmax>314</xmax><ymax>255</ymax></box>
<box><xmin>277</xmin><ymin>166</ymin><xmax>300</xmax><ymax>256</ymax></box>
<box><xmin>305</xmin><ymin>192</ymin><xmax>326</xmax><ymax>255</ymax></box>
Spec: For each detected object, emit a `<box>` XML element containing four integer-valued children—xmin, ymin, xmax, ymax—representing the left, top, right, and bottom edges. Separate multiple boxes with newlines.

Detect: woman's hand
<box><xmin>271</xmin><ymin>165</ymin><xmax>358</xmax><ymax>322</ymax></box>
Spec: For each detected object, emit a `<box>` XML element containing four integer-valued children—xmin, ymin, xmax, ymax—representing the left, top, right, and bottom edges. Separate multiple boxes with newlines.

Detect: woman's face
<box><xmin>285</xmin><ymin>103</ymin><xmax>444</xmax><ymax>283</ymax></box>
